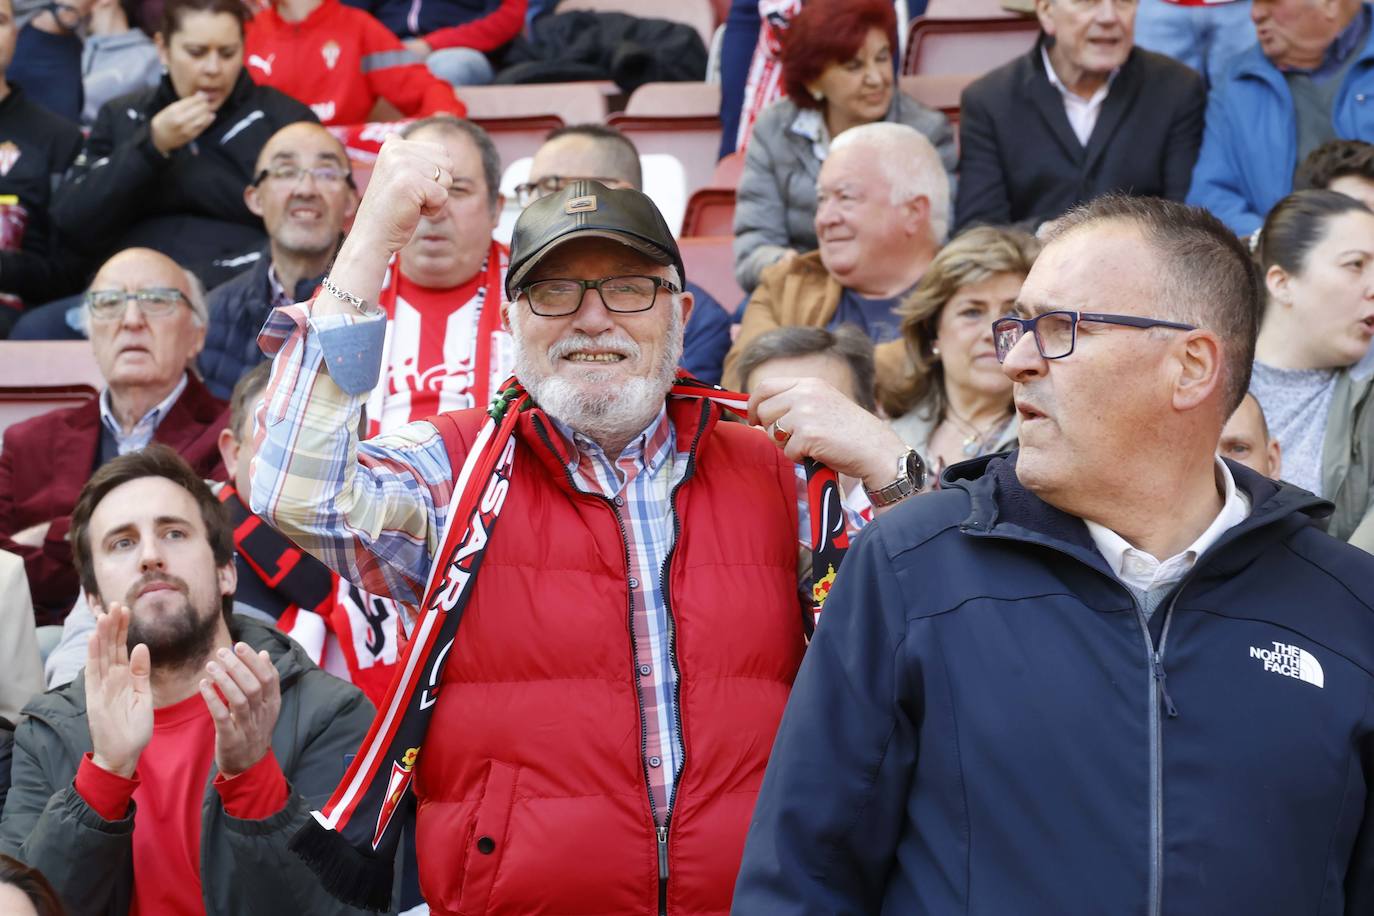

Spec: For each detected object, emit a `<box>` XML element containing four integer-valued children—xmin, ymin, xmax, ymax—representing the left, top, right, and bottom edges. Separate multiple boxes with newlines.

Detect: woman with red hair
<box><xmin>732</xmin><ymin>0</ymin><xmax>954</xmax><ymax>294</ymax></box>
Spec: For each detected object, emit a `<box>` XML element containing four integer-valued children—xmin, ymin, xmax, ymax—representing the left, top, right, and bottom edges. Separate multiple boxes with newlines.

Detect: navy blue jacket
<box><xmin>733</xmin><ymin>453</ymin><xmax>1374</xmax><ymax>915</ymax></box>
<box><xmin>199</xmin><ymin>250</ymin><xmax>325</xmax><ymax>400</ymax></box>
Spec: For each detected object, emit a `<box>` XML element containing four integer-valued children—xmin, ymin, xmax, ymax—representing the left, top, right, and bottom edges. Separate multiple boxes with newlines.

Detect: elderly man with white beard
<box><xmin>248</xmin><ymin>134</ymin><xmax>921</xmax><ymax>915</ymax></box>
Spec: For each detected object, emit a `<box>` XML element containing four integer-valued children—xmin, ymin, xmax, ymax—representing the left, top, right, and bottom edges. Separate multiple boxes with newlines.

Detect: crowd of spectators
<box><xmin>6</xmin><ymin>0</ymin><xmax>1374</xmax><ymax>911</ymax></box>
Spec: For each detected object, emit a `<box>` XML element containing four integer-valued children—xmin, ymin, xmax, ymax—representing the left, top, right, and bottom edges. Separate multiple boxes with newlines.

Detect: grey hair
<box><xmin>733</xmin><ymin>324</ymin><xmax>877</xmax><ymax>413</ymax></box>
<box><xmin>831</xmin><ymin>121</ymin><xmax>950</xmax><ymax>244</ymax></box>
<box><xmin>182</xmin><ymin>268</ymin><xmax>207</xmax><ymax>326</ymax></box>
<box><xmin>401</xmin><ymin>115</ymin><xmax>503</xmax><ymax>215</ymax></box>
<box><xmin>1040</xmin><ymin>193</ymin><xmax>1261</xmax><ymax>416</ymax></box>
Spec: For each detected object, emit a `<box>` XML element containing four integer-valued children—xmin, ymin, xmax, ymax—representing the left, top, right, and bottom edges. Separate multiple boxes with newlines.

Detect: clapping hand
<box><xmin>198</xmin><ymin>642</ymin><xmax>282</xmax><ymax>778</ymax></box>
<box><xmin>85</xmin><ymin>603</ymin><xmax>154</xmax><ymax>779</ymax></box>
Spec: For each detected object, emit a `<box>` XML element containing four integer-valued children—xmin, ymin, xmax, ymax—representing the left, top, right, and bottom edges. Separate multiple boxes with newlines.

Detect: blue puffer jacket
<box><xmin>733</xmin><ymin>453</ymin><xmax>1374</xmax><ymax>916</ymax></box>
<box><xmin>1187</xmin><ymin>6</ymin><xmax>1374</xmax><ymax>236</ymax></box>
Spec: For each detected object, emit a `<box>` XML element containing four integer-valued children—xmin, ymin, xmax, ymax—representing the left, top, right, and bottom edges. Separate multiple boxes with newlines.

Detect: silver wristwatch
<box><xmin>864</xmin><ymin>448</ymin><xmax>928</xmax><ymax>508</ymax></box>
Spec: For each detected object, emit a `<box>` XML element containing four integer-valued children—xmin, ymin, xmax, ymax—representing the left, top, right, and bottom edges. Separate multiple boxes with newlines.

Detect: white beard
<box><xmin>511</xmin><ymin>302</ymin><xmax>684</xmax><ymax>449</ymax></box>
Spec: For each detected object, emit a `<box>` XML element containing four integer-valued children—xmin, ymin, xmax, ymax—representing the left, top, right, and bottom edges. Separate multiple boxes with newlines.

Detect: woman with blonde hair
<box><xmin>884</xmin><ymin>226</ymin><xmax>1040</xmax><ymax>478</ymax></box>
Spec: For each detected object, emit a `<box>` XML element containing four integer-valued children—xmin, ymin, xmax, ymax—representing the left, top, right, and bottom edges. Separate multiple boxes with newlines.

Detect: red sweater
<box><xmin>75</xmin><ymin>693</ymin><xmax>288</xmax><ymax>915</ymax></box>
<box><xmin>245</xmin><ymin>0</ymin><xmax>465</xmax><ymax>125</ymax></box>
<box><xmin>412</xmin><ymin>398</ymin><xmax>805</xmax><ymax>915</ymax></box>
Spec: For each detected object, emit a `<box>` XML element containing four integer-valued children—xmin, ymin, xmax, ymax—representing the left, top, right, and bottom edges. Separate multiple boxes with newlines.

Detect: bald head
<box><xmin>254</xmin><ymin>121</ymin><xmax>349</xmax><ymax>174</ymax></box>
<box><xmin>530</xmin><ymin>125</ymin><xmax>643</xmax><ymax>195</ymax></box>
<box><xmin>91</xmin><ymin>248</ymin><xmax>198</xmax><ymax>315</ymax></box>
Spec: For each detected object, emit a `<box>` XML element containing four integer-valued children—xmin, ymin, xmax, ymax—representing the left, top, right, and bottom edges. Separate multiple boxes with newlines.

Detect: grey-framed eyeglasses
<box><xmin>252</xmin><ymin>164</ymin><xmax>355</xmax><ymax>188</ymax></box>
<box><xmin>514</xmin><ymin>175</ymin><xmax>626</xmax><ymax>206</ymax></box>
<box><xmin>992</xmin><ymin>310</ymin><xmax>1197</xmax><ymax>363</ymax></box>
<box><xmin>86</xmin><ymin>288</ymin><xmax>191</xmax><ymax>321</ymax></box>
<box><xmin>518</xmin><ymin>275</ymin><xmax>680</xmax><ymax>317</ymax></box>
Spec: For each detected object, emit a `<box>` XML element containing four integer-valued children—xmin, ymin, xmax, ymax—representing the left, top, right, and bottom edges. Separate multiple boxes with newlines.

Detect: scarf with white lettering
<box><xmin>289</xmin><ymin>375</ymin><xmax>847</xmax><ymax>909</ymax></box>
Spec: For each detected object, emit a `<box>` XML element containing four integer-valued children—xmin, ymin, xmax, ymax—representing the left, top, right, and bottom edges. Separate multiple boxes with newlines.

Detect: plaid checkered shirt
<box><xmin>251</xmin><ymin>303</ymin><xmax>864</xmax><ymax>827</ymax></box>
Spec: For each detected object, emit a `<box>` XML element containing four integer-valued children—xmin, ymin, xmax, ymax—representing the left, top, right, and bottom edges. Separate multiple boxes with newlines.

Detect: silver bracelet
<box><xmin>319</xmin><ymin>275</ymin><xmax>376</xmax><ymax>315</ymax></box>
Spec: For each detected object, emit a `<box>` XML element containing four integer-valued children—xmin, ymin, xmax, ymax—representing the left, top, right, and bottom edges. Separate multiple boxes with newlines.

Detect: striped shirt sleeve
<box><xmin>250</xmin><ymin>303</ymin><xmax>457</xmax><ymax>607</ymax></box>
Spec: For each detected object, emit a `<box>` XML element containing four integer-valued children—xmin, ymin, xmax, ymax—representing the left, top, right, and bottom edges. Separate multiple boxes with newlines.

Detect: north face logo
<box><xmin>1250</xmin><ymin>641</ymin><xmax>1324</xmax><ymax>688</ymax></box>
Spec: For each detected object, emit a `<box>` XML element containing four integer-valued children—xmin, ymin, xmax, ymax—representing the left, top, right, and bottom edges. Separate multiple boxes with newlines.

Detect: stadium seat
<box><xmin>605</xmin><ymin>115</ymin><xmax>722</xmax><ymax>200</ymax></box>
<box><xmin>0</xmin><ymin>341</ymin><xmax>104</xmax><ymax>439</ymax></box>
<box><xmin>458</xmin><ymin>82</ymin><xmax>610</xmax><ymax>125</ymax></box>
<box><xmin>902</xmin><ymin>17</ymin><xmax>1040</xmax><ymax>76</ymax></box>
<box><xmin>899</xmin><ymin>73</ymin><xmax>976</xmax><ymax>130</ymax></box>
<box><xmin>923</xmin><ymin>0</ymin><xmax>1029</xmax><ymax>20</ymax></box>
<box><xmin>555</xmin><ymin>0</ymin><xmax>716</xmax><ymax>50</ymax></box>
<box><xmin>681</xmin><ymin>187</ymin><xmax>735</xmax><ymax>237</ymax></box>
<box><xmin>622</xmin><ymin>82</ymin><xmax>721</xmax><ymax>118</ymax></box>
<box><xmin>712</xmin><ymin>151</ymin><xmax>744</xmax><ymax>187</ymax></box>
<box><xmin>679</xmin><ymin>236</ymin><xmax>744</xmax><ymax>312</ymax></box>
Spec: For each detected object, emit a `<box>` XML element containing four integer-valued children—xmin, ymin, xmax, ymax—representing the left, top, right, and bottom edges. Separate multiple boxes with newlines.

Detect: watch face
<box><xmin>904</xmin><ymin>449</ymin><xmax>926</xmax><ymax>488</ymax></box>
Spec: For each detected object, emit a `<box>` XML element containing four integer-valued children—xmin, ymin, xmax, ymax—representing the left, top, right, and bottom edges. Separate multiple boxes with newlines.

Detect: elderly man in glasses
<box><xmin>0</xmin><ymin>246</ymin><xmax>228</xmax><ymax>624</ymax></box>
<box><xmin>249</xmin><ymin>132</ymin><xmax>915</xmax><ymax>913</ymax></box>
<box><xmin>735</xmin><ymin>193</ymin><xmax>1374</xmax><ymax>913</ymax></box>
<box><xmin>199</xmin><ymin>121</ymin><xmax>359</xmax><ymax>399</ymax></box>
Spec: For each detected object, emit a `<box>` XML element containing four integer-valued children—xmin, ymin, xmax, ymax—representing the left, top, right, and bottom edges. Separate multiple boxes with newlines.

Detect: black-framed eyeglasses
<box><xmin>518</xmin><ymin>275</ymin><xmax>680</xmax><ymax>317</ymax></box>
<box><xmin>86</xmin><ymin>288</ymin><xmax>191</xmax><ymax>321</ymax></box>
<box><xmin>252</xmin><ymin>164</ymin><xmax>355</xmax><ymax>189</ymax></box>
<box><xmin>991</xmin><ymin>310</ymin><xmax>1197</xmax><ymax>363</ymax></box>
<box><xmin>514</xmin><ymin>175</ymin><xmax>626</xmax><ymax>207</ymax></box>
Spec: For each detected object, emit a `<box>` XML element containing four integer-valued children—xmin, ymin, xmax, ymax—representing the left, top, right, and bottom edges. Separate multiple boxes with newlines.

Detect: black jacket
<box><xmin>199</xmin><ymin>250</ymin><xmax>325</xmax><ymax>400</ymax></box>
<box><xmin>495</xmin><ymin>11</ymin><xmax>706</xmax><ymax>92</ymax></box>
<box><xmin>0</xmin><ymin>87</ymin><xmax>84</xmax><ymax>306</ymax></box>
<box><xmin>735</xmin><ymin>454</ymin><xmax>1374</xmax><ymax>914</ymax></box>
<box><xmin>51</xmin><ymin>72</ymin><xmax>316</xmax><ymax>285</ymax></box>
<box><xmin>954</xmin><ymin>42</ymin><xmax>1205</xmax><ymax>233</ymax></box>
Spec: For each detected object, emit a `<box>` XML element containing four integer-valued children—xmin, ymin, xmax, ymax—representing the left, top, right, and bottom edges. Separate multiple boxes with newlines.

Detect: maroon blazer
<box><xmin>0</xmin><ymin>372</ymin><xmax>229</xmax><ymax>624</ymax></box>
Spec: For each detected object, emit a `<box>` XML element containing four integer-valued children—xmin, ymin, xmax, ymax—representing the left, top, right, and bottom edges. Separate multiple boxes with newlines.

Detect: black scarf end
<box><xmin>289</xmin><ymin>818</ymin><xmax>395</xmax><ymax>912</ymax></box>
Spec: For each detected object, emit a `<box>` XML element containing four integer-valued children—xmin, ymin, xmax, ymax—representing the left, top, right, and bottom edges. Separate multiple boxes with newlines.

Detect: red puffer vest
<box><xmin>414</xmin><ymin>396</ymin><xmax>805</xmax><ymax>915</ymax></box>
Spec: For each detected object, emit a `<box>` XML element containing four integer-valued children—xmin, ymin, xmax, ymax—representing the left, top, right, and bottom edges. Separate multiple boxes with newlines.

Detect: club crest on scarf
<box><xmin>372</xmin><ymin>746</ymin><xmax>419</xmax><ymax>849</ymax></box>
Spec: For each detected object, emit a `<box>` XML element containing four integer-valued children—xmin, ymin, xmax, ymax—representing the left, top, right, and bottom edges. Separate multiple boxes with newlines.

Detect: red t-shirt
<box><xmin>75</xmin><ymin>693</ymin><xmax>289</xmax><ymax>914</ymax></box>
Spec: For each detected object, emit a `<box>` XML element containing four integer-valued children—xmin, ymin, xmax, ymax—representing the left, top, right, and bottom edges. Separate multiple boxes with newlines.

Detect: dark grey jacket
<box><xmin>0</xmin><ymin>616</ymin><xmax>381</xmax><ymax>916</ymax></box>
<box><xmin>731</xmin><ymin>91</ymin><xmax>957</xmax><ymax>293</ymax></box>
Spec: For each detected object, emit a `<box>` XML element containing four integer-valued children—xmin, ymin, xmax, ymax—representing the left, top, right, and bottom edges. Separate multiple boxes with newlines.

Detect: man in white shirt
<box><xmin>734</xmin><ymin>193</ymin><xmax>1374</xmax><ymax>913</ymax></box>
<box><xmin>955</xmin><ymin>0</ymin><xmax>1206</xmax><ymax>232</ymax></box>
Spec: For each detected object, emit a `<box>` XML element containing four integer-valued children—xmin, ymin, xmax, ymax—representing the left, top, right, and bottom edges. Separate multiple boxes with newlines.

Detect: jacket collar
<box><xmin>945</xmin><ymin>451</ymin><xmax>1332</xmax><ymax>580</ymax></box>
<box><xmin>1232</xmin><ymin>6</ymin><xmax>1374</xmax><ymax>86</ymax></box>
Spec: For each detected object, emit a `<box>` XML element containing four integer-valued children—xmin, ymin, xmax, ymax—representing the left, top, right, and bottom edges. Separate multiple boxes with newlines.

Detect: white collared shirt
<box><xmin>1085</xmin><ymin>459</ymin><xmax>1251</xmax><ymax>594</ymax></box>
<box><xmin>1040</xmin><ymin>45</ymin><xmax>1116</xmax><ymax>147</ymax></box>
<box><xmin>98</xmin><ymin>373</ymin><xmax>189</xmax><ymax>456</ymax></box>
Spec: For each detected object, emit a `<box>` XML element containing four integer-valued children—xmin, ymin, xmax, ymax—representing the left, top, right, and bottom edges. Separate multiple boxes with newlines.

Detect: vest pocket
<box><xmin>457</xmin><ymin>759</ymin><xmax>518</xmax><ymax>915</ymax></box>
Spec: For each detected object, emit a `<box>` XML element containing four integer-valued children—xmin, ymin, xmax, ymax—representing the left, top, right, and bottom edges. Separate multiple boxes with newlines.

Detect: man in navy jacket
<box><xmin>733</xmin><ymin>194</ymin><xmax>1374</xmax><ymax>915</ymax></box>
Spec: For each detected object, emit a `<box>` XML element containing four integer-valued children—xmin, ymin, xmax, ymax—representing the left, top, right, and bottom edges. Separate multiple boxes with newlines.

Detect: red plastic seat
<box><xmin>622</xmin><ymin>82</ymin><xmax>721</xmax><ymax>118</ymax></box>
<box><xmin>681</xmin><ymin>187</ymin><xmax>736</xmax><ymax>237</ymax></box>
<box><xmin>899</xmin><ymin>73</ymin><xmax>976</xmax><ymax>131</ymax></box>
<box><xmin>712</xmin><ymin>150</ymin><xmax>745</xmax><ymax>188</ymax></box>
<box><xmin>902</xmin><ymin>17</ymin><xmax>1040</xmax><ymax>76</ymax></box>
<box><xmin>0</xmin><ymin>341</ymin><xmax>104</xmax><ymax>439</ymax></box>
<box><xmin>679</xmin><ymin>236</ymin><xmax>744</xmax><ymax>311</ymax></box>
<box><xmin>605</xmin><ymin>114</ymin><xmax>723</xmax><ymax>200</ymax></box>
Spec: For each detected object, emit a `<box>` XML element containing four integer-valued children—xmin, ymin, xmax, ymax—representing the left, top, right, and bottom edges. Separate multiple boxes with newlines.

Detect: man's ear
<box><xmin>1173</xmin><ymin>330</ymin><xmax>1223</xmax><ymax>412</ymax></box>
<box><xmin>244</xmin><ymin>182</ymin><xmax>264</xmax><ymax>218</ymax></box>
<box><xmin>677</xmin><ymin>287</ymin><xmax>694</xmax><ymax>328</ymax></box>
<box><xmin>905</xmin><ymin>194</ymin><xmax>931</xmax><ymax>237</ymax></box>
<box><xmin>154</xmin><ymin>31</ymin><xmax>169</xmax><ymax>68</ymax></box>
<box><xmin>218</xmin><ymin>428</ymin><xmax>240</xmax><ymax>487</ymax></box>
<box><xmin>217</xmin><ymin>560</ymin><xmax>237</xmax><ymax>600</ymax></box>
<box><xmin>500</xmin><ymin>299</ymin><xmax>513</xmax><ymax>331</ymax></box>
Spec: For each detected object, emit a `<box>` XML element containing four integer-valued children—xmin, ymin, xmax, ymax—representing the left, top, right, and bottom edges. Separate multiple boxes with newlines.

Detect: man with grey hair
<box><xmin>734</xmin><ymin>193</ymin><xmax>1374</xmax><ymax>913</ymax></box>
<box><xmin>0</xmin><ymin>246</ymin><xmax>228</xmax><ymax>624</ymax></box>
<box><xmin>723</xmin><ymin>122</ymin><xmax>946</xmax><ymax>394</ymax></box>
<box><xmin>363</xmin><ymin>114</ymin><xmax>511</xmax><ymax>435</ymax></box>
<box><xmin>249</xmin><ymin>132</ymin><xmax>921</xmax><ymax>912</ymax></box>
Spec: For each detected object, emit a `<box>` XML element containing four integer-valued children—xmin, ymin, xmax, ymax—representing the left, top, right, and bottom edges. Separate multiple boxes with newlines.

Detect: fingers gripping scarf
<box><xmin>289</xmin><ymin>376</ymin><xmax>850</xmax><ymax>909</ymax></box>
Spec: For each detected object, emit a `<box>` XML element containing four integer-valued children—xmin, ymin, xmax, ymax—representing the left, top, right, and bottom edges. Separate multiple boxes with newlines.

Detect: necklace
<box><xmin>944</xmin><ymin>406</ymin><xmax>1013</xmax><ymax>457</ymax></box>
